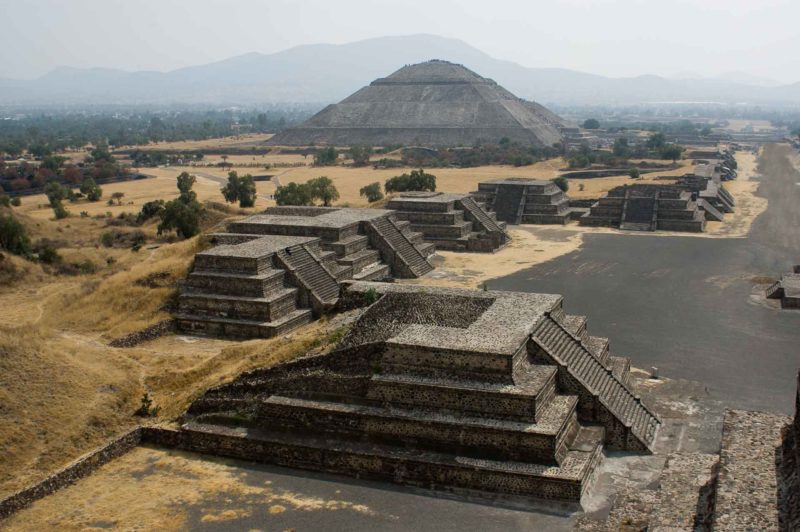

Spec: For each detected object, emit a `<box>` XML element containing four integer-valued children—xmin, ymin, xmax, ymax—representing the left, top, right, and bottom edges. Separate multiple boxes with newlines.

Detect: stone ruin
<box><xmin>175</xmin><ymin>207</ymin><xmax>434</xmax><ymax>338</ymax></box>
<box><xmin>181</xmin><ymin>282</ymin><xmax>660</xmax><ymax>504</ymax></box>
<box><xmin>471</xmin><ymin>178</ymin><xmax>577</xmax><ymax>225</ymax></box>
<box><xmin>267</xmin><ymin>60</ymin><xmax>564</xmax><ymax>148</ymax></box>
<box><xmin>386</xmin><ymin>191</ymin><xmax>509</xmax><ymax>252</ymax></box>
<box><xmin>766</xmin><ymin>265</ymin><xmax>800</xmax><ymax>309</ymax></box>
<box><xmin>579</xmin><ymin>370</ymin><xmax>800</xmax><ymax>531</ymax></box>
<box><xmin>579</xmin><ymin>184</ymin><xmax>710</xmax><ymax>232</ymax></box>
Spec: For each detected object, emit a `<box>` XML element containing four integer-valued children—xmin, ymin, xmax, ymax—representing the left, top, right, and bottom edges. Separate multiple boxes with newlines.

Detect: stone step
<box><xmin>367</xmin><ymin>217</ymin><xmax>432</xmax><ymax>278</ymax></box>
<box><xmin>186</xmin><ymin>269</ymin><xmax>286</xmax><ymax>298</ymax></box>
<box><xmin>416</xmin><ymin>242</ymin><xmax>436</xmax><ymax>257</ymax></box>
<box><xmin>351</xmin><ymin>262</ymin><xmax>390</xmax><ymax>281</ymax></box>
<box><xmin>178</xmin><ymin>289</ymin><xmax>297</xmax><ymax>322</ymax></box>
<box><xmin>337</xmin><ymin>248</ymin><xmax>381</xmax><ymax>274</ymax></box>
<box><xmin>586</xmin><ymin>336</ymin><xmax>610</xmax><ymax>364</ymax></box>
<box><xmin>367</xmin><ymin>365</ymin><xmax>559</xmax><ymax>423</ymax></box>
<box><xmin>175</xmin><ymin>308</ymin><xmax>313</xmax><ymax>339</ymax></box>
<box><xmin>180</xmin><ymin>420</ymin><xmax>603</xmax><ymax>502</ymax></box>
<box><xmin>256</xmin><ymin>394</ymin><xmax>579</xmax><ymax>464</ymax></box>
<box><xmin>321</xmin><ymin>234</ymin><xmax>369</xmax><ymax>258</ymax></box>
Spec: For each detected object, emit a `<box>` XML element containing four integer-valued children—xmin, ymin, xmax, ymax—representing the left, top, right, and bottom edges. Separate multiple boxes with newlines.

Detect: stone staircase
<box><xmin>275</xmin><ymin>244</ymin><xmax>340</xmax><ymax>306</ymax></box>
<box><xmin>696</xmin><ymin>197</ymin><xmax>725</xmax><ymax>222</ymax></box>
<box><xmin>365</xmin><ymin>216</ymin><xmax>433</xmax><ymax>277</ymax></box>
<box><xmin>458</xmin><ymin>196</ymin><xmax>506</xmax><ymax>234</ymax></box>
<box><xmin>530</xmin><ymin>315</ymin><xmax>659</xmax><ymax>452</ymax></box>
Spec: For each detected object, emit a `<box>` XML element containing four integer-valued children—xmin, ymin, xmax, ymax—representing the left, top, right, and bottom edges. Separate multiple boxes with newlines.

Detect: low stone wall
<box><xmin>0</xmin><ymin>428</ymin><xmax>143</xmax><ymax>519</ymax></box>
<box><xmin>109</xmin><ymin>320</ymin><xmax>175</xmax><ymax>348</ymax></box>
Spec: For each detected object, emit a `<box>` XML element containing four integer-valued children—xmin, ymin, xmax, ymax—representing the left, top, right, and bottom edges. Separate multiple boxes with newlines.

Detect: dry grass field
<box><xmin>124</xmin><ymin>133</ymin><xmax>274</xmax><ymax>152</ymax></box>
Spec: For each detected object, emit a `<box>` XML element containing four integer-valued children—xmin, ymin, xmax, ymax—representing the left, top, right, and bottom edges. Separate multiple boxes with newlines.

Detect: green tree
<box><xmin>660</xmin><ymin>144</ymin><xmax>683</xmax><ymax>162</ymax></box>
<box><xmin>176</xmin><ymin>172</ymin><xmax>197</xmax><ymax>203</ymax></box>
<box><xmin>308</xmin><ymin>176</ymin><xmax>339</xmax><ymax>206</ymax></box>
<box><xmin>385</xmin><ymin>168</ymin><xmax>436</xmax><ymax>193</ymax></box>
<box><xmin>628</xmin><ymin>168</ymin><xmax>641</xmax><ymax>179</ymax></box>
<box><xmin>274</xmin><ymin>182</ymin><xmax>314</xmax><ymax>206</ymax></box>
<box><xmin>157</xmin><ymin>172</ymin><xmax>203</xmax><ymax>239</ymax></box>
<box><xmin>111</xmin><ymin>191</ymin><xmax>125</xmax><ymax>205</ymax></box>
<box><xmin>612</xmin><ymin>138</ymin><xmax>630</xmax><ymax>157</ymax></box>
<box><xmin>45</xmin><ymin>181</ymin><xmax>69</xmax><ymax>219</ymax></box>
<box><xmin>551</xmin><ymin>176</ymin><xmax>569</xmax><ymax>193</ymax></box>
<box><xmin>349</xmin><ymin>146</ymin><xmax>373</xmax><ymax>167</ymax></box>
<box><xmin>157</xmin><ymin>199</ymin><xmax>201</xmax><ymax>238</ymax></box>
<box><xmin>313</xmin><ymin>147</ymin><xmax>338</xmax><ymax>166</ymax></box>
<box><xmin>646</xmin><ymin>132</ymin><xmax>666</xmax><ymax>150</ymax></box>
<box><xmin>359</xmin><ymin>182</ymin><xmax>384</xmax><ymax>203</ymax></box>
<box><xmin>221</xmin><ymin>171</ymin><xmax>257</xmax><ymax>208</ymax></box>
<box><xmin>583</xmin><ymin>118</ymin><xmax>600</xmax><ymax>130</ymax></box>
<box><xmin>0</xmin><ymin>211</ymin><xmax>30</xmax><ymax>255</ymax></box>
<box><xmin>137</xmin><ymin>199</ymin><xmax>165</xmax><ymax>223</ymax></box>
<box><xmin>80</xmin><ymin>177</ymin><xmax>103</xmax><ymax>201</ymax></box>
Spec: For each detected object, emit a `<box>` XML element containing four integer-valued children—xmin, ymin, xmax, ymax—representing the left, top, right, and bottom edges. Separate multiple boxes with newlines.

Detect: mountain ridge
<box><xmin>1</xmin><ymin>34</ymin><xmax>798</xmax><ymax>107</ymax></box>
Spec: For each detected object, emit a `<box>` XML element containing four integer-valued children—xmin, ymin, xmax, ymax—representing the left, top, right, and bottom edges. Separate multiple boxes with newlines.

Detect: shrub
<box><xmin>0</xmin><ymin>211</ymin><xmax>30</xmax><ymax>255</ymax></box>
<box><xmin>137</xmin><ymin>199</ymin><xmax>165</xmax><ymax>223</ymax></box>
<box><xmin>80</xmin><ymin>177</ymin><xmax>103</xmax><ymax>201</ymax></box>
<box><xmin>313</xmin><ymin>147</ymin><xmax>338</xmax><ymax>166</ymax></box>
<box><xmin>628</xmin><ymin>168</ymin><xmax>641</xmax><ymax>179</ymax></box>
<box><xmin>349</xmin><ymin>146</ymin><xmax>373</xmax><ymax>167</ymax></box>
<box><xmin>34</xmin><ymin>240</ymin><xmax>61</xmax><ymax>264</ymax></box>
<box><xmin>134</xmin><ymin>392</ymin><xmax>160</xmax><ymax>417</ymax></box>
<box><xmin>359</xmin><ymin>182</ymin><xmax>384</xmax><ymax>203</ymax></box>
<box><xmin>10</xmin><ymin>197</ymin><xmax>21</xmax><ymax>207</ymax></box>
<box><xmin>364</xmin><ymin>287</ymin><xmax>379</xmax><ymax>305</ymax></box>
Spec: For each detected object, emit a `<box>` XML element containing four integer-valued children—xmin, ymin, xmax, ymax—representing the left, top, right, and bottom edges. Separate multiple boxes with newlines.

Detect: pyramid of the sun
<box><xmin>268</xmin><ymin>60</ymin><xmax>564</xmax><ymax>147</ymax></box>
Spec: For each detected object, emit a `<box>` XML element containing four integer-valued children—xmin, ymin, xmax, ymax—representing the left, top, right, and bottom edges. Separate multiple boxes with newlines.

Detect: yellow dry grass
<box><xmin>568</xmin><ymin>158</ymin><xmax>694</xmax><ymax>200</ymax></box>
<box><xmin>0</xmin><ymin>204</ymin><xmax>345</xmax><ymax>499</ymax></box>
<box><xmin>123</xmin><ymin>133</ymin><xmax>274</xmax><ymax>152</ymax></box>
<box><xmin>272</xmin><ymin>158</ymin><xmax>565</xmax><ymax>207</ymax></box>
<box><xmin>3</xmin><ymin>446</ymin><xmax>381</xmax><ymax>530</ymax></box>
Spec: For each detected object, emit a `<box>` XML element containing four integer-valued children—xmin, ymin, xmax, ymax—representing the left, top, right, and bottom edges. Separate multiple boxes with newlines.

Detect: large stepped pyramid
<box><xmin>267</xmin><ymin>60</ymin><xmax>564</xmax><ymax>148</ymax></box>
<box><xmin>176</xmin><ymin>207</ymin><xmax>435</xmax><ymax>338</ymax></box>
<box><xmin>183</xmin><ymin>282</ymin><xmax>660</xmax><ymax>504</ymax></box>
<box><xmin>387</xmin><ymin>192</ymin><xmax>509</xmax><ymax>252</ymax></box>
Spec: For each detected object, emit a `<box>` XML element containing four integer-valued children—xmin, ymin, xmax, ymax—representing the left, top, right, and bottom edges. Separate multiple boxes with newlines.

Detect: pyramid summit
<box><xmin>268</xmin><ymin>60</ymin><xmax>565</xmax><ymax>147</ymax></box>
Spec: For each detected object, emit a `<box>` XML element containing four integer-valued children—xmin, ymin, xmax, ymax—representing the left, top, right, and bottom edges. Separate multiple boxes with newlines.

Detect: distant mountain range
<box><xmin>1</xmin><ymin>34</ymin><xmax>799</xmax><ymax>108</ymax></box>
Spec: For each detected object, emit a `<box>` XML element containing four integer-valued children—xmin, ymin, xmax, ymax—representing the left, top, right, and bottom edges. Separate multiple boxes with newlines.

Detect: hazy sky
<box><xmin>2</xmin><ymin>0</ymin><xmax>797</xmax><ymax>83</ymax></box>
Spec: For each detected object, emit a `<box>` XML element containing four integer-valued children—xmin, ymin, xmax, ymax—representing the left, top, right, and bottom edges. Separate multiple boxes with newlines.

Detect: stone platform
<box><xmin>176</xmin><ymin>207</ymin><xmax>435</xmax><ymax>339</ymax></box>
<box><xmin>766</xmin><ymin>265</ymin><xmax>800</xmax><ymax>309</ymax></box>
<box><xmin>387</xmin><ymin>191</ymin><xmax>509</xmax><ymax>252</ymax></box>
<box><xmin>184</xmin><ymin>282</ymin><xmax>660</xmax><ymax>504</ymax></box>
<box><xmin>472</xmin><ymin>178</ymin><xmax>574</xmax><ymax>225</ymax></box>
<box><xmin>579</xmin><ymin>184</ymin><xmax>707</xmax><ymax>232</ymax></box>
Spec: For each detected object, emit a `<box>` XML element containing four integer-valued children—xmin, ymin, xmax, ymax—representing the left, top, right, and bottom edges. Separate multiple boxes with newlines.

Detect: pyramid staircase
<box><xmin>472</xmin><ymin>179</ymin><xmax>573</xmax><ymax>225</ymax></box>
<box><xmin>365</xmin><ymin>216</ymin><xmax>434</xmax><ymax>277</ymax></box>
<box><xmin>530</xmin><ymin>311</ymin><xmax>659</xmax><ymax>452</ymax></box>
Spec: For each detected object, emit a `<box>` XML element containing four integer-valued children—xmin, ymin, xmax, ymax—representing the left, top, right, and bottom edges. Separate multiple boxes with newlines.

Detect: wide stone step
<box><xmin>322</xmin><ymin>234</ymin><xmax>369</xmax><ymax>257</ymax></box>
<box><xmin>179</xmin><ymin>420</ymin><xmax>603</xmax><ymax>502</ymax></box>
<box><xmin>351</xmin><ymin>262</ymin><xmax>390</xmax><ymax>281</ymax></box>
<box><xmin>175</xmin><ymin>308</ymin><xmax>313</xmax><ymax>338</ymax></box>
<box><xmin>368</xmin><ymin>365</ymin><xmax>558</xmax><ymax>423</ymax></box>
<box><xmin>178</xmin><ymin>289</ymin><xmax>297</xmax><ymax>321</ymax></box>
<box><xmin>186</xmin><ymin>269</ymin><xmax>286</xmax><ymax>297</ymax></box>
<box><xmin>337</xmin><ymin>249</ymin><xmax>381</xmax><ymax>273</ymax></box>
<box><xmin>257</xmin><ymin>394</ymin><xmax>579</xmax><ymax>464</ymax></box>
